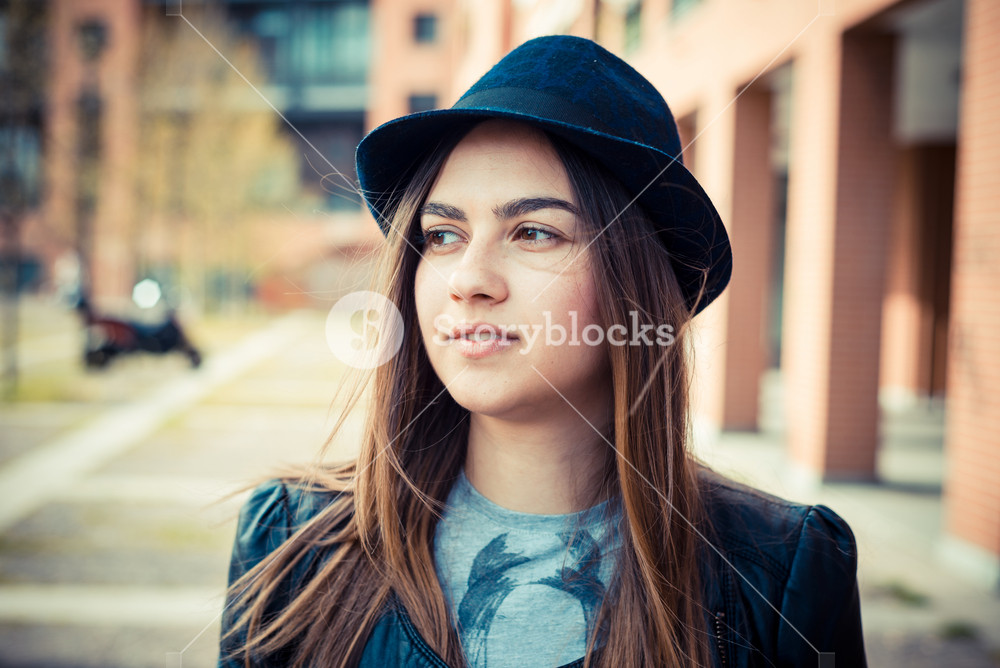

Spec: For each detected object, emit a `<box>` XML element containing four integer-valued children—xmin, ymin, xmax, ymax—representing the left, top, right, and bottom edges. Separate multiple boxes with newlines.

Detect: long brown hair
<box><xmin>223</xmin><ymin>123</ymin><xmax>713</xmax><ymax>667</ymax></box>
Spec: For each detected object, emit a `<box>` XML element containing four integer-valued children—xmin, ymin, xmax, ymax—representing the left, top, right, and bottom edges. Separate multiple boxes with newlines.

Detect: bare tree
<box><xmin>133</xmin><ymin>8</ymin><xmax>298</xmax><ymax>312</ymax></box>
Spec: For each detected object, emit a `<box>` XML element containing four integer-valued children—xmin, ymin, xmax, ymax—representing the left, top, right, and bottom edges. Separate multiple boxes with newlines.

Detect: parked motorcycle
<box><xmin>75</xmin><ymin>294</ymin><xmax>202</xmax><ymax>369</ymax></box>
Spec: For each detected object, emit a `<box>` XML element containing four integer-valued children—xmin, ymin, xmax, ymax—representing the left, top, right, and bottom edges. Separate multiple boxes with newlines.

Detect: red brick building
<box><xmin>43</xmin><ymin>0</ymin><xmax>143</xmax><ymax>305</ymax></box>
<box><xmin>367</xmin><ymin>0</ymin><xmax>459</xmax><ymax>128</ymax></box>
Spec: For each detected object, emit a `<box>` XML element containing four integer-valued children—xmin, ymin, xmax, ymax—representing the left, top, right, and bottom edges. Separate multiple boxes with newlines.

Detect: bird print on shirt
<box><xmin>457</xmin><ymin>531</ymin><xmax>605</xmax><ymax>668</ymax></box>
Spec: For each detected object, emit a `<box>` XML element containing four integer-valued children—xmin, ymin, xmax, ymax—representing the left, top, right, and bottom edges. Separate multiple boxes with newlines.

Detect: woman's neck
<box><xmin>463</xmin><ymin>406</ymin><xmax>612</xmax><ymax>515</ymax></box>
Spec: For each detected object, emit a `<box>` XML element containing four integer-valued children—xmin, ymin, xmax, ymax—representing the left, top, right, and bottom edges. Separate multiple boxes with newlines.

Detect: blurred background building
<box><xmin>33</xmin><ymin>0</ymin><xmax>380</xmax><ymax>313</ymax></box>
<box><xmin>0</xmin><ymin>0</ymin><xmax>997</xmax><ymax>593</ymax></box>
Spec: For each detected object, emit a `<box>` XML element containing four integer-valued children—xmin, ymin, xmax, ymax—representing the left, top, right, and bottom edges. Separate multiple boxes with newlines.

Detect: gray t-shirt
<box><xmin>433</xmin><ymin>471</ymin><xmax>621</xmax><ymax>668</ymax></box>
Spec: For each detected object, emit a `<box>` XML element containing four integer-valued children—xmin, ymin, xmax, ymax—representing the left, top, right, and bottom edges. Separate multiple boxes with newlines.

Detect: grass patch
<box><xmin>939</xmin><ymin>620</ymin><xmax>978</xmax><ymax>641</ymax></box>
<box><xmin>875</xmin><ymin>580</ymin><xmax>930</xmax><ymax>607</ymax></box>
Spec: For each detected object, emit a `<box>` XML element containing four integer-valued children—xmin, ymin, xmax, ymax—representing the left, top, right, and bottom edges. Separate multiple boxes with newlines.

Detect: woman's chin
<box><xmin>446</xmin><ymin>384</ymin><xmax>547</xmax><ymax>422</ymax></box>
<box><xmin>450</xmin><ymin>392</ymin><xmax>526</xmax><ymax>420</ymax></box>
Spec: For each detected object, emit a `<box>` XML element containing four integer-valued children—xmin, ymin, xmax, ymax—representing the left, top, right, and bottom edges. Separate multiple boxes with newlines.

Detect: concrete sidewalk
<box><xmin>0</xmin><ymin>308</ymin><xmax>346</xmax><ymax>668</ymax></box>
<box><xmin>0</xmin><ymin>313</ymin><xmax>309</xmax><ymax>532</ymax></box>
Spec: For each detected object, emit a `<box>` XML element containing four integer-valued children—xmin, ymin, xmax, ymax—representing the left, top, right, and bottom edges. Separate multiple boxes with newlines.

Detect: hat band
<box><xmin>453</xmin><ymin>87</ymin><xmax>614</xmax><ymax>136</ymax></box>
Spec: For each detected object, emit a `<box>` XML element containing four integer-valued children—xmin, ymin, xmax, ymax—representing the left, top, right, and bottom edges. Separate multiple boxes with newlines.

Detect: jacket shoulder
<box><xmin>220</xmin><ymin>479</ymin><xmax>347</xmax><ymax>667</ymax></box>
<box><xmin>229</xmin><ymin>479</ymin><xmax>339</xmax><ymax>571</ymax></box>
<box><xmin>701</xmin><ymin>474</ymin><xmax>857</xmax><ymax>580</ymax></box>
<box><xmin>699</xmin><ymin>472</ymin><xmax>866</xmax><ymax>667</ymax></box>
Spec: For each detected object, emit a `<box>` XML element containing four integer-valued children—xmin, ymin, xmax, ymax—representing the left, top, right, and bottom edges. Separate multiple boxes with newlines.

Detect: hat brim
<box><xmin>356</xmin><ymin>108</ymin><xmax>732</xmax><ymax>316</ymax></box>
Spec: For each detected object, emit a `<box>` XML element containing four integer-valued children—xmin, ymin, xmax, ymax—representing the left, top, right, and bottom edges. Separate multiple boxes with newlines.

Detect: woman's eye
<box><xmin>422</xmin><ymin>229</ymin><xmax>461</xmax><ymax>247</ymax></box>
<box><xmin>515</xmin><ymin>226</ymin><xmax>558</xmax><ymax>244</ymax></box>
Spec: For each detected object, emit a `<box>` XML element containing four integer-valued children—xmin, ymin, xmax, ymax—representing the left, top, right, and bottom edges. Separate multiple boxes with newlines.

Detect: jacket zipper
<box><xmin>714</xmin><ymin>610</ymin><xmax>728</xmax><ymax>668</ymax></box>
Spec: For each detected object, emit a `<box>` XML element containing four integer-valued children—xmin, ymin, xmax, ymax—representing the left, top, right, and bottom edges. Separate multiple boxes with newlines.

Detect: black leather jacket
<box><xmin>219</xmin><ymin>476</ymin><xmax>867</xmax><ymax>667</ymax></box>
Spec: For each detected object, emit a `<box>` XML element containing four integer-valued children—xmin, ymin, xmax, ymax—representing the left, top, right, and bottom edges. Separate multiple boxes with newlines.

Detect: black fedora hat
<box><xmin>356</xmin><ymin>34</ymin><xmax>731</xmax><ymax>315</ymax></box>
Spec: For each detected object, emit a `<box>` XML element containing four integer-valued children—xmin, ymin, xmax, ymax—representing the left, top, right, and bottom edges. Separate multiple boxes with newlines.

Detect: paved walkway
<box><xmin>0</xmin><ymin>305</ymin><xmax>997</xmax><ymax>667</ymax></box>
<box><xmin>0</xmin><ymin>307</ymin><xmax>351</xmax><ymax>668</ymax></box>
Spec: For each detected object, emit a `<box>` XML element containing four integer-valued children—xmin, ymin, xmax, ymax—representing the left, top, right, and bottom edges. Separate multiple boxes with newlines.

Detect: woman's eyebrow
<box><xmin>419</xmin><ymin>202</ymin><xmax>467</xmax><ymax>222</ymax></box>
<box><xmin>493</xmin><ymin>197</ymin><xmax>579</xmax><ymax>220</ymax></box>
<box><xmin>419</xmin><ymin>197</ymin><xmax>579</xmax><ymax>223</ymax></box>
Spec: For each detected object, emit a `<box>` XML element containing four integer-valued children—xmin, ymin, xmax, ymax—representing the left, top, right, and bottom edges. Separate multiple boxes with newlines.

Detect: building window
<box><xmin>240</xmin><ymin>1</ymin><xmax>371</xmax><ymax>85</ymax></box>
<box><xmin>0</xmin><ymin>125</ymin><xmax>42</xmax><ymax>207</ymax></box>
<box><xmin>408</xmin><ymin>94</ymin><xmax>438</xmax><ymax>113</ymax></box>
<box><xmin>414</xmin><ymin>13</ymin><xmax>437</xmax><ymax>43</ymax></box>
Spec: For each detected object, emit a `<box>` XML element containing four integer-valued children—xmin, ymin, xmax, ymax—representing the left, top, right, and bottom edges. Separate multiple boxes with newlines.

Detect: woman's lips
<box><xmin>447</xmin><ymin>323</ymin><xmax>519</xmax><ymax>359</ymax></box>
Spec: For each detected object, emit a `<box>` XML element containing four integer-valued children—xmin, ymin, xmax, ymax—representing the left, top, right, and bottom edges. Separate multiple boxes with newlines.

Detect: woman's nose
<box><xmin>447</xmin><ymin>239</ymin><xmax>508</xmax><ymax>305</ymax></box>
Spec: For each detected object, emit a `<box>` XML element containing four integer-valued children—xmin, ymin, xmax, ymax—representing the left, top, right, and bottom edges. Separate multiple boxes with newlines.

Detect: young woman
<box><xmin>220</xmin><ymin>35</ymin><xmax>866</xmax><ymax>668</ymax></box>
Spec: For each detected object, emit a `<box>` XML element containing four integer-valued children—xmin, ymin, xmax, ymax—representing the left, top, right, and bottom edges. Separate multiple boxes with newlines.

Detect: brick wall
<box><xmin>943</xmin><ymin>0</ymin><xmax>1000</xmax><ymax>560</ymax></box>
<box><xmin>45</xmin><ymin>0</ymin><xmax>141</xmax><ymax>305</ymax></box>
<box><xmin>367</xmin><ymin>0</ymin><xmax>459</xmax><ymax>129</ymax></box>
<box><xmin>822</xmin><ymin>28</ymin><xmax>896</xmax><ymax>476</ymax></box>
<box><xmin>721</xmin><ymin>86</ymin><xmax>774</xmax><ymax>430</ymax></box>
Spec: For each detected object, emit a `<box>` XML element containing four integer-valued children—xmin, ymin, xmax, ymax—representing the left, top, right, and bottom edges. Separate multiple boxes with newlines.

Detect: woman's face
<box><xmin>414</xmin><ymin>121</ymin><xmax>611</xmax><ymax>421</ymax></box>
